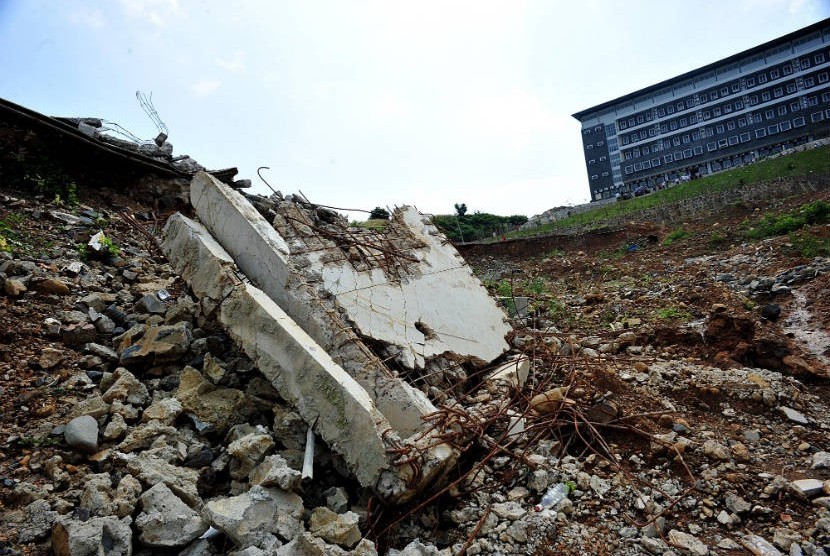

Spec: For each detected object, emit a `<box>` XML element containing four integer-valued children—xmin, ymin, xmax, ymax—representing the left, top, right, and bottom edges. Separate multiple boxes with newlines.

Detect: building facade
<box><xmin>573</xmin><ymin>18</ymin><xmax>830</xmax><ymax>202</ymax></box>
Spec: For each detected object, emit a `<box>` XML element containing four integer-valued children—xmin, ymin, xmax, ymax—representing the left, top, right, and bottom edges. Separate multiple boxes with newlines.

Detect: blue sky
<box><xmin>1</xmin><ymin>1</ymin><xmax>827</xmax><ymax>217</ymax></box>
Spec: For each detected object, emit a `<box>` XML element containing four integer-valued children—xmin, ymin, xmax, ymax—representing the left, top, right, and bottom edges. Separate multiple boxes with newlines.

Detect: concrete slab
<box><xmin>162</xmin><ymin>213</ymin><xmax>452</xmax><ymax>503</ymax></box>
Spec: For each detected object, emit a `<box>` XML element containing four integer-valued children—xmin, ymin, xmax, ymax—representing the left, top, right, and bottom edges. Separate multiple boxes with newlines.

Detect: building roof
<box><xmin>572</xmin><ymin>17</ymin><xmax>830</xmax><ymax>122</ymax></box>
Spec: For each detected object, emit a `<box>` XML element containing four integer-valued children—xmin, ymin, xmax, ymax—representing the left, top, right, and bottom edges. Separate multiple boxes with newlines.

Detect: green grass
<box><xmin>662</xmin><ymin>228</ymin><xmax>690</xmax><ymax>246</ymax></box>
<box><xmin>512</xmin><ymin>145</ymin><xmax>830</xmax><ymax>238</ymax></box>
<box><xmin>655</xmin><ymin>306</ymin><xmax>691</xmax><ymax>320</ymax></box>
<box><xmin>745</xmin><ymin>199</ymin><xmax>830</xmax><ymax>239</ymax></box>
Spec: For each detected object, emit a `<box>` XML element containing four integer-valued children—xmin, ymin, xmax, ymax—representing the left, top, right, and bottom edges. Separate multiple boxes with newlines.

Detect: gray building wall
<box><xmin>574</xmin><ymin>19</ymin><xmax>830</xmax><ymax>201</ymax></box>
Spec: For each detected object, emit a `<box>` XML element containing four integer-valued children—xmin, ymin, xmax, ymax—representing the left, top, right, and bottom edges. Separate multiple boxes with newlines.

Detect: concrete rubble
<box><xmin>161</xmin><ymin>171</ymin><xmax>512</xmax><ymax>503</ymax></box>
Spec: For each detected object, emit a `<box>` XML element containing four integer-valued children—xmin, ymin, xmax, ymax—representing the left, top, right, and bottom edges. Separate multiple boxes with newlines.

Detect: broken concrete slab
<box><xmin>162</xmin><ymin>213</ymin><xmax>454</xmax><ymax>503</ymax></box>
<box><xmin>188</xmin><ymin>172</ymin><xmax>436</xmax><ymax>439</ymax></box>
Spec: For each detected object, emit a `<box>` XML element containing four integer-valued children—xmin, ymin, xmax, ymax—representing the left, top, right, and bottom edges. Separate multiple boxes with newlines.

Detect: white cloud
<box><xmin>190</xmin><ymin>79</ymin><xmax>222</xmax><ymax>98</ymax></box>
<box><xmin>216</xmin><ymin>51</ymin><xmax>246</xmax><ymax>73</ymax></box>
<box><xmin>68</xmin><ymin>9</ymin><xmax>105</xmax><ymax>29</ymax></box>
<box><xmin>119</xmin><ymin>0</ymin><xmax>180</xmax><ymax>27</ymax></box>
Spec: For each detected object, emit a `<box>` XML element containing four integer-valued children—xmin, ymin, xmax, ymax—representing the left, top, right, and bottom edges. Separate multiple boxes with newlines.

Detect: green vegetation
<box><xmin>789</xmin><ymin>231</ymin><xmax>830</xmax><ymax>258</ymax></box>
<box><xmin>662</xmin><ymin>228</ymin><xmax>690</xmax><ymax>246</ymax></box>
<box><xmin>511</xmin><ymin>145</ymin><xmax>830</xmax><ymax>238</ymax></box>
<box><xmin>655</xmin><ymin>306</ymin><xmax>691</xmax><ymax>320</ymax></box>
<box><xmin>745</xmin><ymin>199</ymin><xmax>830</xmax><ymax>239</ymax></box>
<box><xmin>0</xmin><ymin>212</ymin><xmax>25</xmax><ymax>253</ymax></box>
<box><xmin>369</xmin><ymin>207</ymin><xmax>390</xmax><ymax>220</ymax></box>
<box><xmin>100</xmin><ymin>235</ymin><xmax>120</xmax><ymax>257</ymax></box>
<box><xmin>3</xmin><ymin>153</ymin><xmax>80</xmax><ymax>206</ymax></box>
<box><xmin>432</xmin><ymin>208</ymin><xmax>529</xmax><ymax>243</ymax></box>
<box><xmin>708</xmin><ymin>230</ymin><xmax>727</xmax><ymax>245</ymax></box>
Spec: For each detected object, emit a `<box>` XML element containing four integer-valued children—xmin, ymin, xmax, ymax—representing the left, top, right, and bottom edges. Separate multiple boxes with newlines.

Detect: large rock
<box><xmin>102</xmin><ymin>367</ymin><xmax>149</xmax><ymax>405</ymax></box>
<box><xmin>16</xmin><ymin>499</ymin><xmax>58</xmax><ymax>543</ymax></box>
<box><xmin>308</xmin><ymin>506</ymin><xmax>362</xmax><ymax>548</ymax></box>
<box><xmin>118</xmin><ymin>421</ymin><xmax>178</xmax><ymax>452</ymax></box>
<box><xmin>668</xmin><ymin>529</ymin><xmax>708</xmax><ymax>555</ymax></box>
<box><xmin>121</xmin><ymin>452</ymin><xmax>201</xmax><ymax>507</ymax></box>
<box><xmin>176</xmin><ymin>366</ymin><xmax>248</xmax><ymax>434</ymax></box>
<box><xmin>135</xmin><ymin>483</ymin><xmax>208</xmax><ymax>547</ymax></box>
<box><xmin>227</xmin><ymin>430</ymin><xmax>275</xmax><ymax>479</ymax></box>
<box><xmin>64</xmin><ymin>415</ymin><xmax>99</xmax><ymax>454</ymax></box>
<box><xmin>52</xmin><ymin>515</ymin><xmax>133</xmax><ymax>556</ymax></box>
<box><xmin>118</xmin><ymin>322</ymin><xmax>192</xmax><ymax>366</ymax></box>
<box><xmin>204</xmin><ymin>485</ymin><xmax>303</xmax><ymax>548</ymax></box>
<box><xmin>249</xmin><ymin>454</ymin><xmax>302</xmax><ymax>491</ymax></box>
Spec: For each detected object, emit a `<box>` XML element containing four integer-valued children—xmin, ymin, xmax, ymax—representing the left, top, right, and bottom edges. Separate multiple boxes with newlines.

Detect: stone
<box><xmin>176</xmin><ymin>367</ymin><xmax>248</xmax><ymax>434</ymax></box>
<box><xmin>118</xmin><ymin>322</ymin><xmax>192</xmax><ymax>366</ymax></box>
<box><xmin>4</xmin><ymin>278</ymin><xmax>27</xmax><ymax>297</ymax></box>
<box><xmin>16</xmin><ymin>499</ymin><xmax>58</xmax><ymax>542</ymax></box>
<box><xmin>135</xmin><ymin>482</ymin><xmax>208</xmax><ymax>547</ymax></box>
<box><xmin>323</xmin><ymin>486</ymin><xmax>349</xmax><ymax>513</ymax></box>
<box><xmin>204</xmin><ymin>485</ymin><xmax>303</xmax><ymax>547</ymax></box>
<box><xmin>761</xmin><ymin>303</ymin><xmax>781</xmax><ymax>321</ymax></box>
<box><xmin>122</xmin><ymin>452</ymin><xmax>201</xmax><ymax>507</ymax></box>
<box><xmin>249</xmin><ymin>454</ymin><xmax>302</xmax><ymax>491</ymax></box>
<box><xmin>228</xmin><ymin>430</ymin><xmax>275</xmax><ymax>479</ymax></box>
<box><xmin>308</xmin><ymin>507</ymin><xmax>362</xmax><ymax>548</ymax></box>
<box><xmin>67</xmin><ymin>395</ymin><xmax>109</xmax><ymax>419</ymax></box>
<box><xmin>741</xmin><ymin>534</ymin><xmax>782</xmax><ymax>555</ymax></box>
<box><xmin>39</xmin><ymin>347</ymin><xmax>65</xmax><ymax>369</ymax></box>
<box><xmin>790</xmin><ymin>478</ymin><xmax>825</xmax><ymax>499</ymax></box>
<box><xmin>141</xmin><ymin>397</ymin><xmax>182</xmax><ymax>424</ymax></box>
<box><xmin>118</xmin><ymin>420</ymin><xmax>178</xmax><ymax>452</ymax></box>
<box><xmin>52</xmin><ymin>515</ymin><xmax>133</xmax><ymax>556</ymax></box>
<box><xmin>668</xmin><ymin>529</ymin><xmax>708</xmax><ymax>555</ymax></box>
<box><xmin>61</xmin><ymin>323</ymin><xmax>97</xmax><ymax>345</ymax></box>
<box><xmin>102</xmin><ymin>367</ymin><xmax>149</xmax><ymax>405</ymax></box>
<box><xmin>32</xmin><ymin>277</ymin><xmax>71</xmax><ymax>295</ymax></box>
<box><xmin>387</xmin><ymin>540</ymin><xmax>442</xmax><ymax>555</ymax></box>
<box><xmin>114</xmin><ymin>474</ymin><xmax>143</xmax><ymax>518</ymax></box>
<box><xmin>64</xmin><ymin>415</ymin><xmax>99</xmax><ymax>454</ymax></box>
<box><xmin>810</xmin><ymin>451</ymin><xmax>830</xmax><ymax>469</ymax></box>
<box><xmin>85</xmin><ymin>342</ymin><xmax>119</xmax><ymax>362</ymax></box>
<box><xmin>486</xmin><ymin>358</ymin><xmax>530</xmax><ymax>387</ymax></box>
<box><xmin>779</xmin><ymin>406</ymin><xmax>809</xmax><ymax>425</ymax></box>
<box><xmin>724</xmin><ymin>492</ymin><xmax>751</xmax><ymax>514</ymax></box>
<box><xmin>135</xmin><ymin>293</ymin><xmax>167</xmax><ymax>314</ymax></box>
<box><xmin>491</xmin><ymin>501</ymin><xmax>526</xmax><ymax>521</ymax></box>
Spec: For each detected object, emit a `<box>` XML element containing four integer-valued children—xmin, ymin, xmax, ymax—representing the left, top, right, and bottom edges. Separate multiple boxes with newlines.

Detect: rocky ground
<box><xmin>0</xmin><ymin>179</ymin><xmax>829</xmax><ymax>556</ymax></box>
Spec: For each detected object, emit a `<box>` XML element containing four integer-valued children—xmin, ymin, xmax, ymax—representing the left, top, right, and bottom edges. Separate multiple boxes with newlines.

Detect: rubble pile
<box><xmin>1</xmin><ymin>168</ymin><xmax>829</xmax><ymax>556</ymax></box>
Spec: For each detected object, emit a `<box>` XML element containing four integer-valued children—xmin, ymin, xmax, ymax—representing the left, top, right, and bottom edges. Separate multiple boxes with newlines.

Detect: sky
<box><xmin>1</xmin><ymin>1</ymin><xmax>828</xmax><ymax>218</ymax></box>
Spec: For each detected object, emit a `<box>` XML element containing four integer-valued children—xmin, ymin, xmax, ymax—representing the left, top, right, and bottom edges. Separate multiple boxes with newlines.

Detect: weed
<box><xmin>525</xmin><ymin>277</ymin><xmax>546</xmax><ymax>295</ymax></box>
<box><xmin>546</xmin><ymin>248</ymin><xmax>564</xmax><ymax>258</ymax></box>
<box><xmin>663</xmin><ymin>228</ymin><xmax>690</xmax><ymax>246</ymax></box>
<box><xmin>708</xmin><ymin>230</ymin><xmax>726</xmax><ymax>244</ymax></box>
<box><xmin>16</xmin><ymin>435</ymin><xmax>60</xmax><ymax>448</ymax></box>
<box><xmin>789</xmin><ymin>231</ymin><xmax>830</xmax><ymax>258</ymax></box>
<box><xmin>656</xmin><ymin>306</ymin><xmax>690</xmax><ymax>320</ymax></box>
<box><xmin>746</xmin><ymin>199</ymin><xmax>830</xmax><ymax>239</ymax></box>
<box><xmin>76</xmin><ymin>243</ymin><xmax>89</xmax><ymax>260</ymax></box>
<box><xmin>496</xmin><ymin>279</ymin><xmax>513</xmax><ymax>298</ymax></box>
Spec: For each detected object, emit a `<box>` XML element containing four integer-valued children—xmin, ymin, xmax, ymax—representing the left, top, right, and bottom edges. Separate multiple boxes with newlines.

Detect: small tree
<box><xmin>454</xmin><ymin>203</ymin><xmax>468</xmax><ymax>217</ymax></box>
<box><xmin>369</xmin><ymin>207</ymin><xmax>390</xmax><ymax>220</ymax></box>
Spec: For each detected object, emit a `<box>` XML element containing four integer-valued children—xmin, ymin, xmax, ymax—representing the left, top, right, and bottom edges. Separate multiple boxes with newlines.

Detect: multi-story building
<box><xmin>573</xmin><ymin>18</ymin><xmax>830</xmax><ymax>202</ymax></box>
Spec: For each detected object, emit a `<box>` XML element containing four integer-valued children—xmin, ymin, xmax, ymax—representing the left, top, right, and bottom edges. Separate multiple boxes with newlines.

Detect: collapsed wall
<box><xmin>163</xmin><ymin>171</ymin><xmax>512</xmax><ymax>503</ymax></box>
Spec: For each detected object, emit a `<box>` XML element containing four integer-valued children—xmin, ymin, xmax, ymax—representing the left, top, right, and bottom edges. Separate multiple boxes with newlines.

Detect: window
<box><xmin>731</xmin><ymin>83</ymin><xmax>741</xmax><ymax>93</ymax></box>
<box><xmin>663</xmin><ymin>154</ymin><xmax>673</xmax><ymax>163</ymax></box>
<box><xmin>628</xmin><ymin>118</ymin><xmax>635</xmax><ymax>127</ymax></box>
<box><xmin>639</xmin><ymin>130</ymin><xmax>647</xmax><ymax>140</ymax></box>
<box><xmin>703</xmin><ymin>110</ymin><xmax>711</xmax><ymax>120</ymax></box>
<box><xmin>724</xmin><ymin>104</ymin><xmax>733</xmax><ymax>114</ymax></box>
<box><xmin>783</xmin><ymin>65</ymin><xmax>793</xmax><ymax>75</ymax></box>
<box><xmin>667</xmin><ymin>105</ymin><xmax>675</xmax><ymax>114</ymax></box>
<box><xmin>787</xmin><ymin>83</ymin><xmax>797</xmax><ymax>93</ymax></box>
<box><xmin>587</xmin><ymin>144</ymin><xmax>594</xmax><ymax>149</ymax></box>
<box><xmin>738</xmin><ymin>118</ymin><xmax>747</xmax><ymax>127</ymax></box>
<box><xmin>672</xmin><ymin>136</ymin><xmax>681</xmax><ymax>146</ymax></box>
<box><xmin>720</xmin><ymin>87</ymin><xmax>729</xmax><ymax>96</ymax></box>
<box><xmin>747</xmin><ymin>77</ymin><xmax>756</xmax><ymax>87</ymax></box>
<box><xmin>773</xmin><ymin>87</ymin><xmax>783</xmax><ymax>98</ymax></box>
<box><xmin>718</xmin><ymin>138</ymin><xmax>729</xmax><ymax>147</ymax></box>
<box><xmin>779</xmin><ymin>121</ymin><xmax>792</xmax><ymax>132</ymax></box>
<box><xmin>812</xmin><ymin>111</ymin><xmax>826</xmax><ymax>123</ymax></box>
<box><xmin>793</xmin><ymin>116</ymin><xmax>806</xmax><ymax>127</ymax></box>
<box><xmin>601</xmin><ymin>171</ymin><xmax>609</xmax><ymax>177</ymax></box>
<box><xmin>770</xmin><ymin>69</ymin><xmax>779</xmax><ymax>79</ymax></box>
<box><xmin>816</xmin><ymin>53</ymin><xmax>826</xmax><ymax>64</ymax></box>
<box><xmin>643</xmin><ymin>146</ymin><xmax>650</xmax><ymax>154</ymax></box>
<box><xmin>624</xmin><ymin>150</ymin><xmax>632</xmax><ymax>159</ymax></box>
<box><xmin>802</xmin><ymin>57</ymin><xmax>811</xmax><ymax>69</ymax></box>
<box><xmin>728</xmin><ymin>136</ymin><xmax>739</xmax><ymax>145</ymax></box>
<box><xmin>642</xmin><ymin>160</ymin><xmax>651</xmax><ymax>169</ymax></box>
<box><xmin>645</xmin><ymin>112</ymin><xmax>653</xmax><ymax>121</ymax></box>
<box><xmin>637</xmin><ymin>115</ymin><xmax>644</xmax><ymax>124</ymax></box>
<box><xmin>716</xmin><ymin>124</ymin><xmax>725</xmax><ymax>133</ymax></box>
<box><xmin>591</xmin><ymin>174</ymin><xmax>598</xmax><ymax>180</ymax></box>
<box><xmin>674</xmin><ymin>151</ymin><xmax>683</xmax><ymax>160</ymax></box>
<box><xmin>583</xmin><ymin>129</ymin><xmax>591</xmax><ymax>135</ymax></box>
<box><xmin>649</xmin><ymin>128</ymin><xmax>657</xmax><ymax>137</ymax></box>
<box><xmin>752</xmin><ymin>112</ymin><xmax>762</xmax><ymax>122</ymax></box>
<box><xmin>759</xmin><ymin>73</ymin><xmax>768</xmax><ymax>83</ymax></box>
<box><xmin>657</xmin><ymin>108</ymin><xmax>665</xmax><ymax>117</ymax></box>
<box><xmin>713</xmin><ymin>107</ymin><xmax>722</xmax><ymax>117</ymax></box>
<box><xmin>588</xmin><ymin>159</ymin><xmax>596</xmax><ymax>165</ymax></box>
<box><xmin>597</xmin><ymin>140</ymin><xmax>605</xmax><ymax>145</ymax></box>
<box><xmin>739</xmin><ymin>132</ymin><xmax>751</xmax><ymax>142</ymax></box>
<box><xmin>660</xmin><ymin>124</ymin><xmax>668</xmax><ymax>133</ymax></box>
<box><xmin>710</xmin><ymin>90</ymin><xmax>718</xmax><ymax>100</ymax></box>
<box><xmin>680</xmin><ymin>117</ymin><xmax>687</xmax><ymax>126</ymax></box>
<box><xmin>727</xmin><ymin>121</ymin><xmax>736</xmax><ymax>131</ymax></box>
<box><xmin>683</xmin><ymin>148</ymin><xmax>692</xmax><ymax>158</ymax></box>
<box><xmin>755</xmin><ymin>128</ymin><xmax>767</xmax><ymax>138</ymax></box>
<box><xmin>670</xmin><ymin>121</ymin><xmax>678</xmax><ymax>131</ymax></box>
<box><xmin>749</xmin><ymin>95</ymin><xmax>758</xmax><ymax>105</ymax></box>
<box><xmin>761</xmin><ymin>91</ymin><xmax>771</xmax><ymax>102</ymax></box>
<box><xmin>807</xmin><ymin>95</ymin><xmax>818</xmax><ymax>107</ymax></box>
<box><xmin>765</xmin><ymin>109</ymin><xmax>775</xmax><ymax>119</ymax></box>
<box><xmin>734</xmin><ymin>100</ymin><xmax>743</xmax><ymax>110</ymax></box>
<box><xmin>600</xmin><ymin>156</ymin><xmax>607</xmax><ymax>161</ymax></box>
<box><xmin>682</xmin><ymin>134</ymin><xmax>690</xmax><ymax>144</ymax></box>
<box><xmin>621</xmin><ymin>136</ymin><xmax>630</xmax><ymax>145</ymax></box>
<box><xmin>767</xmin><ymin>124</ymin><xmax>779</xmax><ymax>134</ymax></box>
<box><xmin>824</xmin><ymin>91</ymin><xmax>830</xmax><ymax>103</ymax></box>
<box><xmin>693</xmin><ymin>146</ymin><xmax>704</xmax><ymax>155</ymax></box>
<box><xmin>633</xmin><ymin>163</ymin><xmax>642</xmax><ymax>171</ymax></box>
<box><xmin>778</xmin><ymin>105</ymin><xmax>787</xmax><ymax>116</ymax></box>
<box><xmin>652</xmin><ymin>158</ymin><xmax>660</xmax><ymax>167</ymax></box>
<box><xmin>677</xmin><ymin>102</ymin><xmax>684</xmax><ymax>111</ymax></box>
<box><xmin>790</xmin><ymin>101</ymin><xmax>801</xmax><ymax>112</ymax></box>
<box><xmin>804</xmin><ymin>77</ymin><xmax>815</xmax><ymax>88</ymax></box>
<box><xmin>706</xmin><ymin>128</ymin><xmax>715</xmax><ymax>137</ymax></box>
<box><xmin>819</xmin><ymin>72</ymin><xmax>829</xmax><ymax>84</ymax></box>
<box><xmin>619</xmin><ymin>120</ymin><xmax>627</xmax><ymax>130</ymax></box>
<box><xmin>707</xmin><ymin>142</ymin><xmax>717</xmax><ymax>151</ymax></box>
<box><xmin>692</xmin><ymin>131</ymin><xmax>700</xmax><ymax>140</ymax></box>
